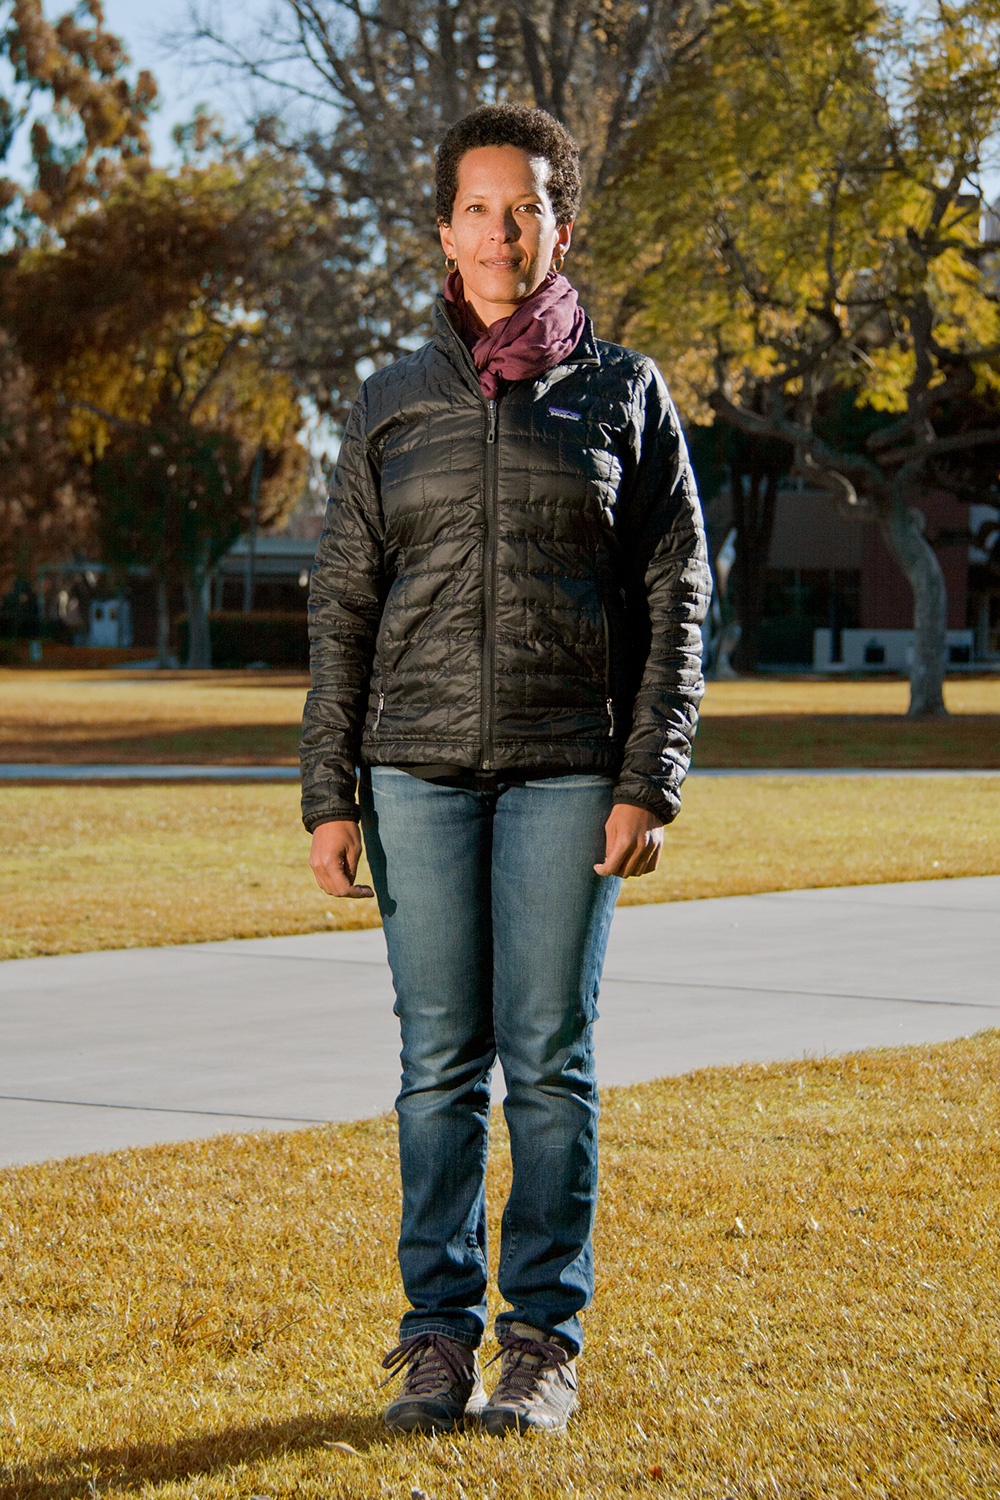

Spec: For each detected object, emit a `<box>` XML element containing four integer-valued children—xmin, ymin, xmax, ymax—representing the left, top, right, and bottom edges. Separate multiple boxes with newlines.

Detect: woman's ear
<box><xmin>439</xmin><ymin>220</ymin><xmax>457</xmax><ymax>261</ymax></box>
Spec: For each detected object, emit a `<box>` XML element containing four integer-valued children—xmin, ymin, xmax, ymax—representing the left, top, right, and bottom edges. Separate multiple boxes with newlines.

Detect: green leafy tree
<box><xmin>591</xmin><ymin>0</ymin><xmax>1000</xmax><ymax>713</ymax></box>
<box><xmin>6</xmin><ymin>157</ymin><xmax>310</xmax><ymax>664</ymax></box>
<box><xmin>90</xmin><ymin>426</ymin><xmax>244</xmax><ymax>667</ymax></box>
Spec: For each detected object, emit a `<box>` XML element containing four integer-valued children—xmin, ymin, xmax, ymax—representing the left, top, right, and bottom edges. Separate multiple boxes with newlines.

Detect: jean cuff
<box><xmin>399</xmin><ymin>1320</ymin><xmax>481</xmax><ymax>1349</ymax></box>
<box><xmin>494</xmin><ymin>1314</ymin><xmax>582</xmax><ymax>1358</ymax></box>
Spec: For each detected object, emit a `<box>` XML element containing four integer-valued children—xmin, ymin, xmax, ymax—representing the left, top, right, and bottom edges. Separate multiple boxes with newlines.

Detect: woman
<box><xmin>302</xmin><ymin>103</ymin><xmax>710</xmax><ymax>1436</ymax></box>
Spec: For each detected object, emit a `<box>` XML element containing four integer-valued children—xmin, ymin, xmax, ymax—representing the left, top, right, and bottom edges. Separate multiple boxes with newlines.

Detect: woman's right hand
<box><xmin>309</xmin><ymin>820</ymin><xmax>375</xmax><ymax>898</ymax></box>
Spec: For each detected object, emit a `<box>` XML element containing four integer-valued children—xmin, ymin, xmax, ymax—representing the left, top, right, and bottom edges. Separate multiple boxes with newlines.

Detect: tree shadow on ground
<box><xmin>0</xmin><ymin>1409</ymin><xmax>386</xmax><ymax>1500</ymax></box>
<box><xmin>0</xmin><ymin>724</ymin><xmax>300</xmax><ymax>764</ymax></box>
<box><xmin>692</xmin><ymin>713</ymin><xmax>1000</xmax><ymax>767</ymax></box>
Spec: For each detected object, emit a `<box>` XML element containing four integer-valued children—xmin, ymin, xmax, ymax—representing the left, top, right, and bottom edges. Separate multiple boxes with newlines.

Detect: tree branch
<box><xmin>709</xmin><ymin>390</ymin><xmax>886</xmax><ymax>493</ymax></box>
<box><xmin>878</xmin><ymin>427</ymin><xmax>1000</xmax><ymax>466</ymax></box>
<box><xmin>865</xmin><ymin>366</ymin><xmax>975</xmax><ymax>452</ymax></box>
<box><xmin>54</xmin><ymin>394</ymin><xmax>141</xmax><ymax>431</ymax></box>
<box><xmin>184</xmin><ymin>330</ymin><xmax>247</xmax><ymax>421</ymax></box>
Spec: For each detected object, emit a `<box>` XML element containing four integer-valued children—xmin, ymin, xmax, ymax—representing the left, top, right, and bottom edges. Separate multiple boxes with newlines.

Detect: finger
<box><xmin>632</xmin><ymin>840</ymin><xmax>665</xmax><ymax>876</ymax></box>
<box><xmin>312</xmin><ymin>869</ymin><xmax>345</xmax><ymax>896</ymax></box>
<box><xmin>320</xmin><ymin>844</ymin><xmax>374</xmax><ymax>898</ymax></box>
<box><xmin>311</xmin><ymin>852</ymin><xmax>356</xmax><ymax>897</ymax></box>
<box><xmin>623</xmin><ymin>833</ymin><xmax>662</xmax><ymax>878</ymax></box>
<box><xmin>594</xmin><ymin>836</ymin><xmax>628</xmax><ymax>876</ymax></box>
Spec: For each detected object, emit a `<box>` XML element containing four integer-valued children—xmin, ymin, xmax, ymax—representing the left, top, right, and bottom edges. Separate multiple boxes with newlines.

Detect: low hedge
<box><xmin>0</xmin><ymin>640</ymin><xmax>151</xmax><ymax>668</ymax></box>
<box><xmin>177</xmin><ymin>610</ymin><xmax>309</xmax><ymax>668</ymax></box>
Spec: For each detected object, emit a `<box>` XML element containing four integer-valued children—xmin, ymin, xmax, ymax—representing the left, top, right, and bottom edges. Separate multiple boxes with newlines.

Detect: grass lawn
<box><xmin>0</xmin><ymin>670</ymin><xmax>307</xmax><ymax>765</ymax></box>
<box><xmin>2</xmin><ymin>1031</ymin><xmax>997</xmax><ymax>1499</ymax></box>
<box><xmin>2</xmin><ymin>671</ymin><xmax>999</xmax><ymax>767</ymax></box>
<box><xmin>2</xmin><ymin>776</ymin><xmax>999</xmax><ymax>960</ymax></box>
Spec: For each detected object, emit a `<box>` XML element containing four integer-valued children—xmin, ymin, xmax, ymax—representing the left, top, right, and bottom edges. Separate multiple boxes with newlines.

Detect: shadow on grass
<box><xmin>0</xmin><ymin>1409</ymin><xmax>388</xmax><ymax>1500</ymax></box>
<box><xmin>1</xmin><ymin>724</ymin><xmax>300</xmax><ymax>765</ymax></box>
<box><xmin>7</xmin><ymin>713</ymin><xmax>1000</xmax><ymax>771</ymax></box>
<box><xmin>693</xmin><ymin>713</ymin><xmax>1000</xmax><ymax>768</ymax></box>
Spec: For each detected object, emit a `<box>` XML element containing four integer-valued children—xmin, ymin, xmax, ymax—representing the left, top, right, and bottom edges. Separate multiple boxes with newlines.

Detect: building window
<box><xmin>760</xmin><ymin>568</ymin><xmax>862</xmax><ymax>664</ymax></box>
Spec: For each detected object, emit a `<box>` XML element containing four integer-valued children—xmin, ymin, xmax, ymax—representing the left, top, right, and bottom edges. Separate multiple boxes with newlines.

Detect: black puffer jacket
<box><xmin>301</xmin><ymin>299</ymin><xmax>711</xmax><ymax>831</ymax></box>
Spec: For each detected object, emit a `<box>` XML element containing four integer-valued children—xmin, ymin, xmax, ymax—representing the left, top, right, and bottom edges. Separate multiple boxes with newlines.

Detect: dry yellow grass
<box><xmin>692</xmin><ymin>678</ymin><xmax>1000</xmax><ymax>769</ymax></box>
<box><xmin>696</xmin><ymin>677</ymin><xmax>1000</xmax><ymax>715</ymax></box>
<box><xmin>2</xmin><ymin>777</ymin><xmax>998</xmax><ymax>960</ymax></box>
<box><xmin>2</xmin><ymin>670</ymin><xmax>999</xmax><ymax>766</ymax></box>
<box><xmin>1</xmin><ymin>1032</ymin><xmax>997</xmax><ymax>1499</ymax></box>
<box><xmin>0</xmin><ymin>670</ymin><xmax>307</xmax><ymax>763</ymax></box>
<box><xmin>621</xmin><ymin>773</ymin><xmax>1000</xmax><ymax>906</ymax></box>
<box><xmin>0</xmin><ymin>784</ymin><xmax>378</xmax><ymax>962</ymax></box>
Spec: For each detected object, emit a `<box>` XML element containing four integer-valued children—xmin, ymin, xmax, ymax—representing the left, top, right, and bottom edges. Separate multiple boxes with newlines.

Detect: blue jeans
<box><xmin>359</xmin><ymin>767</ymin><xmax>621</xmax><ymax>1356</ymax></box>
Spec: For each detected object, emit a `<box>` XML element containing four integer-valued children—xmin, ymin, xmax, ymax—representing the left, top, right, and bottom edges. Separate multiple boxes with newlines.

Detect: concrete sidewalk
<box><xmin>2</xmin><ymin>876</ymin><xmax>997</xmax><ymax>1169</ymax></box>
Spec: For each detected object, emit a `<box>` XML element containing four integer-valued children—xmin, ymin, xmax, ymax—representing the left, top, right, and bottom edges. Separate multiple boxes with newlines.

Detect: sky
<box><xmin>4</xmin><ymin>1</ymin><xmax>998</xmax><ymax>209</ymax></box>
<box><xmin>92</xmin><ymin>0</ymin><xmax>1000</xmax><ymax>204</ymax></box>
<box><xmin>6</xmin><ymin>0</ymin><xmax>998</xmax><ymax>193</ymax></box>
<box><xmin>98</xmin><ymin>0</ymin><xmax>250</xmax><ymax>163</ymax></box>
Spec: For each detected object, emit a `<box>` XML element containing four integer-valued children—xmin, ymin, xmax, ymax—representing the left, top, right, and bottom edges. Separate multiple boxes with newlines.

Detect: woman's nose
<box><xmin>488</xmin><ymin>209</ymin><xmax>519</xmax><ymax>241</ymax></box>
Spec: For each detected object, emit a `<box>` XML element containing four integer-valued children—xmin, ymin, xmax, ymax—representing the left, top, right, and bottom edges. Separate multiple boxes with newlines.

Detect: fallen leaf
<box><xmin>648</xmin><ymin>1463</ymin><xmax>664</xmax><ymax>1479</ymax></box>
<box><xmin>323</xmin><ymin>1440</ymin><xmax>362</xmax><ymax>1457</ymax></box>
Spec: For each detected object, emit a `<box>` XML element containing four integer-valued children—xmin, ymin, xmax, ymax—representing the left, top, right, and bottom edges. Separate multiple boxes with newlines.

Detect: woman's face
<box><xmin>439</xmin><ymin>145</ymin><xmax>573</xmax><ymax>327</ymax></box>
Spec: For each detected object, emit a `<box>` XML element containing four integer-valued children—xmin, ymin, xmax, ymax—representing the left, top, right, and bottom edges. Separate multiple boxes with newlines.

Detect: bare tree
<box><xmin>180</xmin><ymin>0</ymin><xmax>710</xmax><ymax>414</ymax></box>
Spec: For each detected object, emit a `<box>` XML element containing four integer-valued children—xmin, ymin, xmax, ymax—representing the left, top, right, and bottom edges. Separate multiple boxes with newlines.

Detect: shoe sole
<box><xmin>385</xmin><ymin>1399</ymin><xmax>488</xmax><ymax>1436</ymax></box>
<box><xmin>481</xmin><ymin>1406</ymin><xmax>570</xmax><ymax>1436</ymax></box>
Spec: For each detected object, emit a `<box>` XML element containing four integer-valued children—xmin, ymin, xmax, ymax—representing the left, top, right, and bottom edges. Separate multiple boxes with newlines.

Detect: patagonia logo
<box><xmin>548</xmin><ymin>406</ymin><xmax>583</xmax><ymax>421</ymax></box>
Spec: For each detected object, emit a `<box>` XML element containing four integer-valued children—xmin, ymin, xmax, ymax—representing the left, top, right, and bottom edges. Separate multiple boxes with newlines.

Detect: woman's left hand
<box><xmin>594</xmin><ymin>804</ymin><xmax>664</xmax><ymax>879</ymax></box>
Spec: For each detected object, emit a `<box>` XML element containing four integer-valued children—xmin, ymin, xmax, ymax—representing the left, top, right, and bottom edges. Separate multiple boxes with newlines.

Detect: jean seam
<box><xmin>400</xmin><ymin>1321</ymin><xmax>481</xmax><ymax>1349</ymax></box>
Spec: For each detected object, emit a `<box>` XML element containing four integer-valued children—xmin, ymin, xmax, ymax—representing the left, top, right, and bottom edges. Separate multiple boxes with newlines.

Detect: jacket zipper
<box><xmin>482</xmin><ymin>398</ymin><xmax>499</xmax><ymax>770</ymax></box>
<box><xmin>373</xmin><ymin>690</ymin><xmax>385</xmax><ymax>733</ymax></box>
<box><xmin>601</xmin><ymin>597</ymin><xmax>615</xmax><ymax>737</ymax></box>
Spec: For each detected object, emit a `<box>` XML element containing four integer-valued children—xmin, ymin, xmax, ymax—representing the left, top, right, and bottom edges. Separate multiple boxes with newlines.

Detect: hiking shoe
<box><xmin>381</xmin><ymin>1333</ymin><xmax>486</xmax><ymax>1434</ymax></box>
<box><xmin>481</xmin><ymin>1322</ymin><xmax>578</xmax><ymax>1434</ymax></box>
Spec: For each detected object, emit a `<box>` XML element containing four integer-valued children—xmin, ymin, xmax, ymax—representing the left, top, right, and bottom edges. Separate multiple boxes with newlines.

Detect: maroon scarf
<box><xmin>443</xmin><ymin>269</ymin><xmax>586</xmax><ymax>399</ymax></box>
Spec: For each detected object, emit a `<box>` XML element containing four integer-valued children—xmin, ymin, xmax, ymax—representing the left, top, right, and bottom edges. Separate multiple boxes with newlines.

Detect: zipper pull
<box><xmin>606</xmin><ymin>698</ymin><xmax>615</xmax><ymax>738</ymax></box>
<box><xmin>487</xmin><ymin>401</ymin><xmax>498</xmax><ymax>443</ymax></box>
<box><xmin>374</xmin><ymin>691</ymin><xmax>385</xmax><ymax>731</ymax></box>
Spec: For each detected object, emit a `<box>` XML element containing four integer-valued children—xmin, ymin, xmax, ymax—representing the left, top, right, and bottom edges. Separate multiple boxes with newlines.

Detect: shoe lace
<box><xmin>380</xmin><ymin>1333</ymin><xmax>471</xmax><ymax>1394</ymax></box>
<box><xmin>487</xmin><ymin>1331</ymin><xmax>569</xmax><ymax>1400</ymax></box>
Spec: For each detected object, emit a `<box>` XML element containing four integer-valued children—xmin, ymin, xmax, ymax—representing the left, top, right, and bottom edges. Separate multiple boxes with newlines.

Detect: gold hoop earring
<box><xmin>553</xmin><ymin>255</ymin><xmax>565</xmax><ymax>274</ymax></box>
<box><xmin>445</xmin><ymin>256</ymin><xmax>458</xmax><ymax>272</ymax></box>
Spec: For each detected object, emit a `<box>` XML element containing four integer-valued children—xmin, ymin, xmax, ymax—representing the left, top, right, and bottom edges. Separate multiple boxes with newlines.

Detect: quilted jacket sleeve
<box><xmin>613</xmin><ymin>361</ymin><xmax>712</xmax><ymax>824</ymax></box>
<box><xmin>300</xmin><ymin>385</ymin><xmax>384</xmax><ymax>831</ymax></box>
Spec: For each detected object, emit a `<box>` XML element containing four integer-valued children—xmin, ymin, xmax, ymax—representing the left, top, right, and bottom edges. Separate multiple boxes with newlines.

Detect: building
<box><xmin>31</xmin><ymin>535</ymin><xmax>318</xmax><ymax>654</ymax></box>
<box><xmin>724</xmin><ymin>482</ymin><xmax>997</xmax><ymax>669</ymax></box>
<box><xmin>211</xmin><ymin>535</ymin><xmax>317</xmax><ymax>613</ymax></box>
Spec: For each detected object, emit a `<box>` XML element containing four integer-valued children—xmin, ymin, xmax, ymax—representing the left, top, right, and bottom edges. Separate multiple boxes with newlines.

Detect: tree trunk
<box><xmin>182</xmin><ymin>565</ymin><xmax>212</xmax><ymax>670</ymax></box>
<box><xmin>880</xmin><ymin>497</ymin><xmax>948</xmax><ymax>717</ymax></box>
<box><xmin>155</xmin><ymin>578</ymin><xmax>172</xmax><ymax>669</ymax></box>
<box><xmin>730</xmin><ymin>469</ymin><xmax>779</xmax><ymax>674</ymax></box>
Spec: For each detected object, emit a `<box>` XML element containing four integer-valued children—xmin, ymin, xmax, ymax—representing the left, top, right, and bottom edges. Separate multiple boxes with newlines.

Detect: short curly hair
<box><xmin>436</xmin><ymin>104</ymin><xmax>581</xmax><ymax>225</ymax></box>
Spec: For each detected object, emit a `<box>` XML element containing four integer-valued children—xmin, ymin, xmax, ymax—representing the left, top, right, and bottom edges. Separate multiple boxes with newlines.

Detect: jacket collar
<box><xmin>431</xmin><ymin>295</ymin><xmax>601</xmax><ymax>394</ymax></box>
<box><xmin>567</xmin><ymin>319</ymin><xmax>601</xmax><ymax>367</ymax></box>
